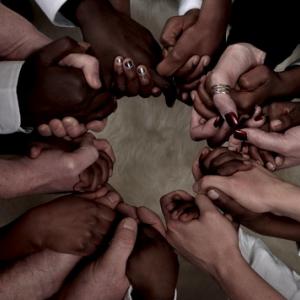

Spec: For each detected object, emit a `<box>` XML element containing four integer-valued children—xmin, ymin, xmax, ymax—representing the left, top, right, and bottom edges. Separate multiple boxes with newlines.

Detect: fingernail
<box><xmin>214</xmin><ymin>116</ymin><xmax>224</xmax><ymax>128</ymax></box>
<box><xmin>234</xmin><ymin>129</ymin><xmax>247</xmax><ymax>141</ymax></box>
<box><xmin>137</xmin><ymin>66</ymin><xmax>146</xmax><ymax>76</ymax></box>
<box><xmin>123</xmin><ymin>218</ymin><xmax>136</xmax><ymax>230</ymax></box>
<box><xmin>208</xmin><ymin>189</ymin><xmax>220</xmax><ymax>200</ymax></box>
<box><xmin>191</xmin><ymin>91</ymin><xmax>197</xmax><ymax>101</ymax></box>
<box><xmin>182</xmin><ymin>93</ymin><xmax>188</xmax><ymax>101</ymax></box>
<box><xmin>115</xmin><ymin>56</ymin><xmax>123</xmax><ymax>65</ymax></box>
<box><xmin>266</xmin><ymin>162</ymin><xmax>276</xmax><ymax>171</ymax></box>
<box><xmin>107</xmin><ymin>192</ymin><xmax>119</xmax><ymax>205</ymax></box>
<box><xmin>192</xmin><ymin>56</ymin><xmax>200</xmax><ymax>66</ymax></box>
<box><xmin>271</xmin><ymin>120</ymin><xmax>283</xmax><ymax>130</ymax></box>
<box><xmin>275</xmin><ymin>156</ymin><xmax>283</xmax><ymax>166</ymax></box>
<box><xmin>225</xmin><ymin>112</ymin><xmax>239</xmax><ymax>128</ymax></box>
<box><xmin>124</xmin><ymin>60</ymin><xmax>134</xmax><ymax>69</ymax></box>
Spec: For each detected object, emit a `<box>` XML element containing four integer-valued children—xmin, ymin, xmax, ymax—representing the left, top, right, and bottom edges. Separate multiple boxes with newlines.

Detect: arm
<box><xmin>215</xmin><ymin>250</ymin><xmax>284</xmax><ymax>300</ymax></box>
<box><xmin>0</xmin><ymin>3</ymin><xmax>50</xmax><ymax>60</ymax></box>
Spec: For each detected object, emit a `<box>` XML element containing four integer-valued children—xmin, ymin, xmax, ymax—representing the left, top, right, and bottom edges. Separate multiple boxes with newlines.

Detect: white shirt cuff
<box><xmin>34</xmin><ymin>0</ymin><xmax>75</xmax><ymax>27</ymax></box>
<box><xmin>124</xmin><ymin>286</ymin><xmax>177</xmax><ymax>300</ymax></box>
<box><xmin>0</xmin><ymin>61</ymin><xmax>26</xmax><ymax>134</ymax></box>
<box><xmin>178</xmin><ymin>0</ymin><xmax>202</xmax><ymax>15</ymax></box>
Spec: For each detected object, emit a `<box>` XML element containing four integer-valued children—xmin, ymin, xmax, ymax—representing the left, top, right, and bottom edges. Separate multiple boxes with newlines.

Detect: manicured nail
<box><xmin>124</xmin><ymin>60</ymin><xmax>134</xmax><ymax>69</ymax></box>
<box><xmin>208</xmin><ymin>189</ymin><xmax>220</xmax><ymax>200</ymax></box>
<box><xmin>137</xmin><ymin>66</ymin><xmax>146</xmax><ymax>76</ymax></box>
<box><xmin>225</xmin><ymin>112</ymin><xmax>239</xmax><ymax>128</ymax></box>
<box><xmin>122</xmin><ymin>218</ymin><xmax>136</xmax><ymax>230</ymax></box>
<box><xmin>115</xmin><ymin>56</ymin><xmax>123</xmax><ymax>65</ymax></box>
<box><xmin>234</xmin><ymin>129</ymin><xmax>247</xmax><ymax>141</ymax></box>
<box><xmin>214</xmin><ymin>116</ymin><xmax>224</xmax><ymax>128</ymax></box>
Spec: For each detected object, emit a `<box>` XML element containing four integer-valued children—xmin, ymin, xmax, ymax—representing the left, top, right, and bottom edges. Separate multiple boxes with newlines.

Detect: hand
<box><xmin>200</xmin><ymin>43</ymin><xmax>266</xmax><ymax>128</ymax></box>
<box><xmin>197</xmin><ymin>163</ymin><xmax>300</xmax><ymax>215</ymax></box>
<box><xmin>66</xmin><ymin>0</ymin><xmax>175</xmax><ymax>104</ymax></box>
<box><xmin>161</xmin><ymin>193</ymin><xmax>239</xmax><ymax>278</ymax></box>
<box><xmin>23</xmin><ymin>133</ymin><xmax>115</xmax><ymax>195</ymax></box>
<box><xmin>127</xmin><ymin>223</ymin><xmax>178</xmax><ymax>300</ymax></box>
<box><xmin>7</xmin><ymin>188</ymin><xmax>121</xmax><ymax>258</ymax></box>
<box><xmin>233</xmin><ymin>124</ymin><xmax>300</xmax><ymax>169</ymax></box>
<box><xmin>17</xmin><ymin>37</ymin><xmax>117</xmax><ymax>128</ymax></box>
<box><xmin>38</xmin><ymin>117</ymin><xmax>107</xmax><ymax>139</ymax></box>
<box><xmin>157</xmin><ymin>0</ymin><xmax>231</xmax><ymax>78</ymax></box>
<box><xmin>193</xmin><ymin>147</ymin><xmax>252</xmax><ymax>180</ymax></box>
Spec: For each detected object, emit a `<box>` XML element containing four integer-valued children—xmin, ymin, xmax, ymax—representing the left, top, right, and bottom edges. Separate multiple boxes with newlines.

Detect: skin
<box><xmin>61</xmin><ymin>0</ymin><xmax>175</xmax><ymax>104</ymax></box>
<box><xmin>158</xmin><ymin>0</ymin><xmax>231</xmax><ymax>78</ymax></box>
<box><xmin>0</xmin><ymin>188</ymin><xmax>120</xmax><ymax>260</ymax></box>
<box><xmin>17</xmin><ymin>37</ymin><xmax>117</xmax><ymax>128</ymax></box>
<box><xmin>116</xmin><ymin>202</ymin><xmax>179</xmax><ymax>300</ymax></box>
<box><xmin>160</xmin><ymin>193</ymin><xmax>284</xmax><ymax>300</ymax></box>
<box><xmin>0</xmin><ymin>134</ymin><xmax>114</xmax><ymax>198</ymax></box>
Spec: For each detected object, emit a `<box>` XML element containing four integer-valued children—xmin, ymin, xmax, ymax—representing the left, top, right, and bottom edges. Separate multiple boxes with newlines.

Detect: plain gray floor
<box><xmin>1</xmin><ymin>0</ymin><xmax>300</xmax><ymax>299</ymax></box>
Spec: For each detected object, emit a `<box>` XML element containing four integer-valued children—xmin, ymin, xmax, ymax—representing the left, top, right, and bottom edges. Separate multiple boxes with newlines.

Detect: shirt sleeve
<box><xmin>34</xmin><ymin>0</ymin><xmax>75</xmax><ymax>27</ymax></box>
<box><xmin>124</xmin><ymin>286</ymin><xmax>177</xmax><ymax>300</ymax></box>
<box><xmin>178</xmin><ymin>0</ymin><xmax>203</xmax><ymax>16</ymax></box>
<box><xmin>0</xmin><ymin>61</ymin><xmax>27</xmax><ymax>134</ymax></box>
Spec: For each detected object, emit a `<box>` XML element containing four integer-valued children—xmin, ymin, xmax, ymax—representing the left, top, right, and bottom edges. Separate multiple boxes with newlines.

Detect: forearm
<box><xmin>244</xmin><ymin>214</ymin><xmax>300</xmax><ymax>242</ymax></box>
<box><xmin>0</xmin><ymin>4</ymin><xmax>50</xmax><ymax>60</ymax></box>
<box><xmin>269</xmin><ymin>183</ymin><xmax>300</xmax><ymax>222</ymax></box>
<box><xmin>0</xmin><ymin>157</ymin><xmax>47</xmax><ymax>199</ymax></box>
<box><xmin>214</xmin><ymin>250</ymin><xmax>284</xmax><ymax>300</ymax></box>
<box><xmin>0</xmin><ymin>250</ymin><xmax>79</xmax><ymax>299</ymax></box>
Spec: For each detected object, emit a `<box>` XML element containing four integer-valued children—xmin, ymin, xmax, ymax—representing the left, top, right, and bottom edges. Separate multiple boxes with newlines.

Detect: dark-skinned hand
<box><xmin>17</xmin><ymin>37</ymin><xmax>117</xmax><ymax>128</ymax></box>
<box><xmin>62</xmin><ymin>0</ymin><xmax>176</xmax><ymax>105</ymax></box>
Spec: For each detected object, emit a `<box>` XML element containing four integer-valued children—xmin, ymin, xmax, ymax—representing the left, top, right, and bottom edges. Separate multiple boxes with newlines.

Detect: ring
<box><xmin>211</xmin><ymin>84</ymin><xmax>231</xmax><ymax>95</ymax></box>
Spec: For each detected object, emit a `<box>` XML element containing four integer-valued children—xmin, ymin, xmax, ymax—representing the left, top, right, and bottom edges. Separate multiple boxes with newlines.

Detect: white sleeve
<box><xmin>34</xmin><ymin>0</ymin><xmax>75</xmax><ymax>27</ymax></box>
<box><xmin>0</xmin><ymin>61</ymin><xmax>27</xmax><ymax>134</ymax></box>
<box><xmin>124</xmin><ymin>286</ymin><xmax>177</xmax><ymax>300</ymax></box>
<box><xmin>178</xmin><ymin>0</ymin><xmax>203</xmax><ymax>16</ymax></box>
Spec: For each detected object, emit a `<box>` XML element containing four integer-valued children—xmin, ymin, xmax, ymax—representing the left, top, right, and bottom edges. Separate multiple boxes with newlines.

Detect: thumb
<box><xmin>194</xmin><ymin>193</ymin><xmax>218</xmax><ymax>213</ymax></box>
<box><xmin>238</xmin><ymin>65</ymin><xmax>270</xmax><ymax>91</ymax></box>
<box><xmin>242</xmin><ymin>128</ymin><xmax>287</xmax><ymax>154</ymax></box>
<box><xmin>36</xmin><ymin>37</ymin><xmax>84</xmax><ymax>66</ymax></box>
<box><xmin>101</xmin><ymin>218</ymin><xmax>137</xmax><ymax>273</ymax></box>
<box><xmin>157</xmin><ymin>40</ymin><xmax>189</xmax><ymax>77</ymax></box>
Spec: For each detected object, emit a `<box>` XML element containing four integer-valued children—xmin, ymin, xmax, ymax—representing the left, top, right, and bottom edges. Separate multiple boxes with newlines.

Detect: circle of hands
<box><xmin>8</xmin><ymin>4</ymin><xmax>300</xmax><ymax>300</ymax></box>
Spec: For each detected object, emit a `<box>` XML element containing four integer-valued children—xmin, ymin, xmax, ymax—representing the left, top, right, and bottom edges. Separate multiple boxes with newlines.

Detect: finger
<box><xmin>117</xmin><ymin>202</ymin><xmax>139</xmax><ymax>221</ymax></box>
<box><xmin>123</xmin><ymin>58</ymin><xmax>139</xmax><ymax>96</ymax></box>
<box><xmin>200</xmin><ymin>147</ymin><xmax>229</xmax><ymax>173</ymax></box>
<box><xmin>86</xmin><ymin>119</ymin><xmax>108</xmax><ymax>132</ymax></box>
<box><xmin>242</xmin><ymin>128</ymin><xmax>289</xmax><ymax>155</ymax></box>
<box><xmin>259</xmin><ymin>150</ymin><xmax>276</xmax><ymax>171</ymax></box>
<box><xmin>136</xmin><ymin>65</ymin><xmax>152</xmax><ymax>87</ymax></box>
<box><xmin>192</xmin><ymin>90</ymin><xmax>217</xmax><ymax>119</ymax></box>
<box><xmin>95</xmin><ymin>191</ymin><xmax>122</xmax><ymax>209</ymax></box>
<box><xmin>194</xmin><ymin>193</ymin><xmax>218</xmax><ymax>213</ymax></box>
<box><xmin>93</xmin><ymin>139</ymin><xmax>116</xmax><ymax>163</ymax></box>
<box><xmin>175</xmin><ymin>55</ymin><xmax>200</xmax><ymax>78</ymax></box>
<box><xmin>48</xmin><ymin>119</ymin><xmax>67</xmax><ymax>138</ymax></box>
<box><xmin>198</xmin><ymin>79</ymin><xmax>216</xmax><ymax>112</ymax></box>
<box><xmin>238</xmin><ymin>65</ymin><xmax>270</xmax><ymax>91</ymax></box>
<box><xmin>190</xmin><ymin>108</ymin><xmax>219</xmax><ymax>141</ymax></box>
<box><xmin>160</xmin><ymin>18</ymin><xmax>183</xmax><ymax>48</ymax></box>
<box><xmin>248</xmin><ymin>145</ymin><xmax>264</xmax><ymax>165</ymax></box>
<box><xmin>38</xmin><ymin>124</ymin><xmax>52</xmax><ymax>137</ymax></box>
<box><xmin>100</xmin><ymin>218</ymin><xmax>137</xmax><ymax>273</ymax></box>
<box><xmin>215</xmin><ymin>160</ymin><xmax>252</xmax><ymax>176</ymax></box>
<box><xmin>62</xmin><ymin>117</ymin><xmax>86</xmax><ymax>138</ymax></box>
<box><xmin>59</xmin><ymin>53</ymin><xmax>101</xmax><ymax>89</ymax></box>
<box><xmin>192</xmin><ymin>147</ymin><xmax>211</xmax><ymax>181</ymax></box>
<box><xmin>184</xmin><ymin>55</ymin><xmax>210</xmax><ymax>83</ymax></box>
<box><xmin>207</xmin><ymin>120</ymin><xmax>231</xmax><ymax>148</ymax></box>
<box><xmin>137</xmin><ymin>206</ymin><xmax>166</xmax><ymax>237</ymax></box>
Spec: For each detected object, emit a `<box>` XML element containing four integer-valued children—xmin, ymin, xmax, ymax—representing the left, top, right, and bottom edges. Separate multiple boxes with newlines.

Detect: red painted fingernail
<box><xmin>234</xmin><ymin>130</ymin><xmax>247</xmax><ymax>141</ymax></box>
<box><xmin>213</xmin><ymin>116</ymin><xmax>224</xmax><ymax>128</ymax></box>
<box><xmin>225</xmin><ymin>112</ymin><xmax>239</xmax><ymax>128</ymax></box>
